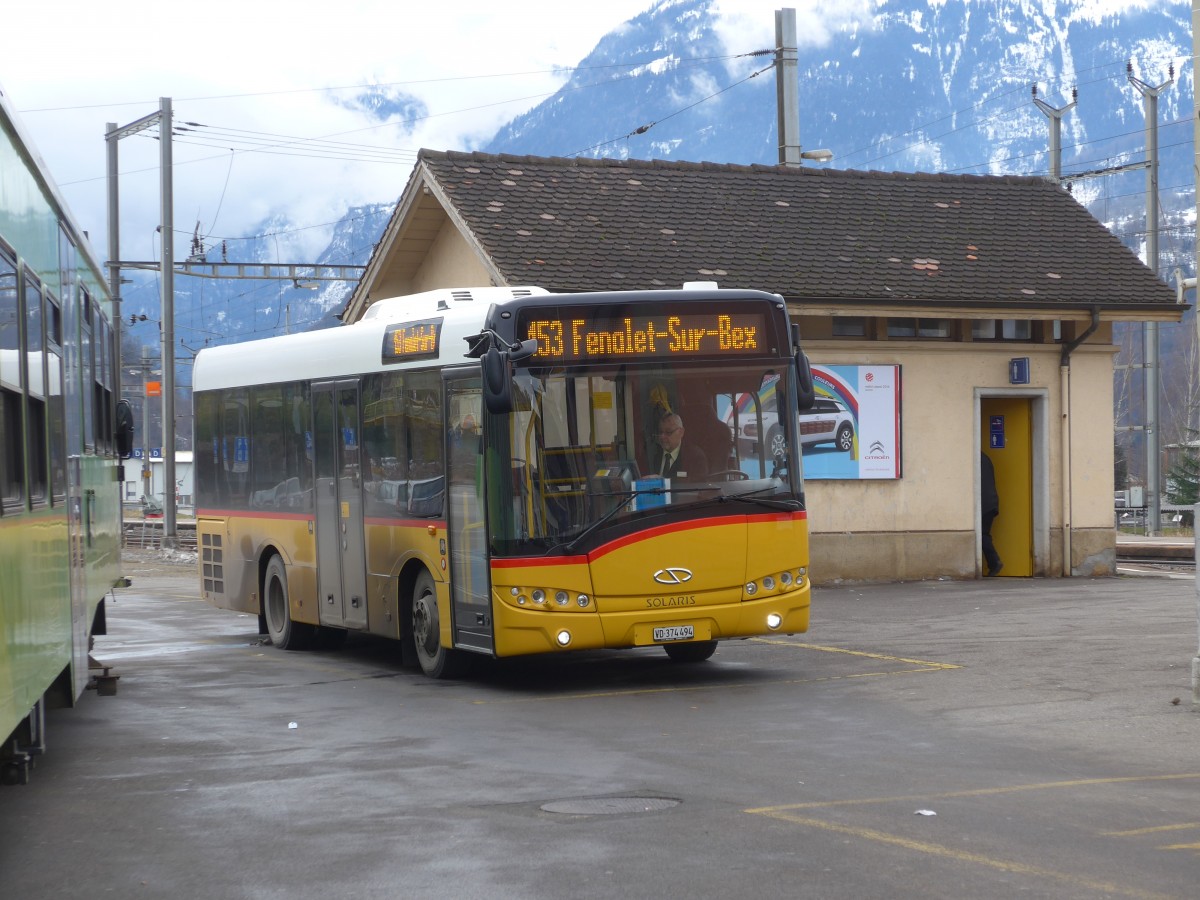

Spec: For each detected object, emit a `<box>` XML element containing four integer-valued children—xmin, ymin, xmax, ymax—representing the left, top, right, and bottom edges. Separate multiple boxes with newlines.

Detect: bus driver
<box><xmin>651</xmin><ymin>412</ymin><xmax>708</xmax><ymax>481</ymax></box>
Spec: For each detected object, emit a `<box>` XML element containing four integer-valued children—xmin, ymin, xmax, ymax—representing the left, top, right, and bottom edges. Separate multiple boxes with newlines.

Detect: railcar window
<box><xmin>24</xmin><ymin>274</ymin><xmax>43</xmax><ymax>353</ymax></box>
<box><xmin>27</xmin><ymin>394</ymin><xmax>47</xmax><ymax>503</ymax></box>
<box><xmin>46</xmin><ymin>289</ymin><xmax>62</xmax><ymax>348</ymax></box>
<box><xmin>92</xmin><ymin>307</ymin><xmax>110</xmax><ymax>453</ymax></box>
<box><xmin>1</xmin><ymin>388</ymin><xmax>22</xmax><ymax>506</ymax></box>
<box><xmin>24</xmin><ymin>276</ymin><xmax>48</xmax><ymax>504</ymax></box>
<box><xmin>49</xmin><ymin>346</ymin><xmax>65</xmax><ymax>502</ymax></box>
<box><xmin>80</xmin><ymin>292</ymin><xmax>94</xmax><ymax>453</ymax></box>
<box><xmin>1</xmin><ymin>249</ymin><xmax>17</xmax><ymax>353</ymax></box>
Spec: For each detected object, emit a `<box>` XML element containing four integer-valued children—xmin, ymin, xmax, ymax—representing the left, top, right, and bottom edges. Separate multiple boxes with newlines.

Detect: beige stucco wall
<box><xmin>364</xmin><ymin>221</ymin><xmax>492</xmax><ymax>303</ymax></box>
<box><xmin>803</xmin><ymin>339</ymin><xmax>1116</xmax><ymax>583</ymax></box>
<box><xmin>410</xmin><ymin>222</ymin><xmax>492</xmax><ymax>295</ymax></box>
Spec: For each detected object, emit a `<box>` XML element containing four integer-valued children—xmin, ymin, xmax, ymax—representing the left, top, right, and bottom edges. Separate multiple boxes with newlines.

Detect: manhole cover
<box><xmin>540</xmin><ymin>797</ymin><xmax>680</xmax><ymax>815</ymax></box>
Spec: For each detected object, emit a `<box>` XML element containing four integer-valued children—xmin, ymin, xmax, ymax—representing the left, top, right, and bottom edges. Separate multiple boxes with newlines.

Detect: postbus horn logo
<box><xmin>653</xmin><ymin>567</ymin><xmax>693</xmax><ymax>585</ymax></box>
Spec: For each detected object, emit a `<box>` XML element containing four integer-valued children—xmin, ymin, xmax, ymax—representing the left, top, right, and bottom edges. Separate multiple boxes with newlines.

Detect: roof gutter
<box><xmin>791</xmin><ymin>295</ymin><xmax>1181</xmax><ymax>315</ymax></box>
<box><xmin>1060</xmin><ymin>306</ymin><xmax>1101</xmax><ymax>367</ymax></box>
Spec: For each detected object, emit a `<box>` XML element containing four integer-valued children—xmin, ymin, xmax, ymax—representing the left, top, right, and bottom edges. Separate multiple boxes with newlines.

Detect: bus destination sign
<box><xmin>381</xmin><ymin>318</ymin><xmax>442</xmax><ymax>364</ymax></box>
<box><xmin>521</xmin><ymin>309</ymin><xmax>772</xmax><ymax>363</ymax></box>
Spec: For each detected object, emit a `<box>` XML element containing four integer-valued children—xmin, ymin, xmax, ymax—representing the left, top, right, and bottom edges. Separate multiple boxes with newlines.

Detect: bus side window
<box><xmin>405</xmin><ymin>372</ymin><xmax>444</xmax><ymax>517</ymax></box>
<box><xmin>361</xmin><ymin>372</ymin><xmax>410</xmax><ymax>517</ymax></box>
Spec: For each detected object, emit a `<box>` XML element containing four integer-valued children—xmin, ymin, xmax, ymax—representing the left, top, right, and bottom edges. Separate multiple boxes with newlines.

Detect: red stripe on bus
<box><xmin>490</xmin><ymin>510</ymin><xmax>806</xmax><ymax>568</ymax></box>
<box><xmin>491</xmin><ymin>554</ymin><xmax>590</xmax><ymax>569</ymax></box>
<box><xmin>588</xmin><ymin>511</ymin><xmax>804</xmax><ymax>560</ymax></box>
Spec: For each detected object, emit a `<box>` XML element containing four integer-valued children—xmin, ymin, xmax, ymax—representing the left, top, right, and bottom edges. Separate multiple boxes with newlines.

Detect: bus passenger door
<box><xmin>444</xmin><ymin>374</ymin><xmax>492</xmax><ymax>653</ymax></box>
<box><xmin>312</xmin><ymin>380</ymin><xmax>369</xmax><ymax>630</ymax></box>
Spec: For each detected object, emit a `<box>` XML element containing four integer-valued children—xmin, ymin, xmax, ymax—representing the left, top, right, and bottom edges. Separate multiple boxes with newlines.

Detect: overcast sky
<box><xmin>3</xmin><ymin>1</ymin><xmax>878</xmax><ymax>265</ymax></box>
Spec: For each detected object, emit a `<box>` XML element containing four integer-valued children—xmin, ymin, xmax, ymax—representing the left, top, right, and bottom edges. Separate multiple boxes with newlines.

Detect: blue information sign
<box><xmin>989</xmin><ymin>414</ymin><xmax>1005</xmax><ymax>449</ymax></box>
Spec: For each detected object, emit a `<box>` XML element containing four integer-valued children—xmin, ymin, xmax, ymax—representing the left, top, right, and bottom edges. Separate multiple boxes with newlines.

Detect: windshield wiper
<box><xmin>551</xmin><ymin>487</ymin><xmax>669</xmax><ymax>555</ymax></box>
<box><xmin>714</xmin><ymin>484</ymin><xmax>802</xmax><ymax>511</ymax></box>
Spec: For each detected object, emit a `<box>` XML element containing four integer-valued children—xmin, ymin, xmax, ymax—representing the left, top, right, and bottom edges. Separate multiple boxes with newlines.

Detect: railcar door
<box><xmin>312</xmin><ymin>380</ymin><xmax>369</xmax><ymax>629</ymax></box>
<box><xmin>443</xmin><ymin>374</ymin><xmax>492</xmax><ymax>652</ymax></box>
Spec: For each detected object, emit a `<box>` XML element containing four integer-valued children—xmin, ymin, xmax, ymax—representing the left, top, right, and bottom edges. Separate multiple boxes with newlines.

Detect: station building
<box><xmin>341</xmin><ymin>151</ymin><xmax>1182</xmax><ymax>583</ymax></box>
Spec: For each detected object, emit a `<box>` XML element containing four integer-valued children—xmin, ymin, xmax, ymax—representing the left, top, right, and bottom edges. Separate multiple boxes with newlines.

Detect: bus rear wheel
<box><xmin>411</xmin><ymin>570</ymin><xmax>466</xmax><ymax>678</ymax></box>
<box><xmin>263</xmin><ymin>555</ymin><xmax>315</xmax><ymax>650</ymax></box>
<box><xmin>663</xmin><ymin>640</ymin><xmax>718</xmax><ymax>663</ymax></box>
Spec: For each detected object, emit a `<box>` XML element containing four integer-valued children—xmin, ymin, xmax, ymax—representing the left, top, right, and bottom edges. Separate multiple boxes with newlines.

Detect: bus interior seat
<box><xmin>680</xmin><ymin>402</ymin><xmax>733</xmax><ymax>471</ymax></box>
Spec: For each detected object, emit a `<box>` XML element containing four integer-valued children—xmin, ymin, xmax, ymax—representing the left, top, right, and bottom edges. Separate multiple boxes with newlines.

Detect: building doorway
<box><xmin>980</xmin><ymin>397</ymin><xmax>1035</xmax><ymax>577</ymax></box>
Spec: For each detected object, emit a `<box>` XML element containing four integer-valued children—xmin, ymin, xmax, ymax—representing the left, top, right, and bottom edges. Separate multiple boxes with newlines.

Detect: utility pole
<box><xmin>775</xmin><ymin>8</ymin><xmax>800</xmax><ymax>166</ymax></box>
<box><xmin>106</xmin><ymin>98</ymin><xmax>178</xmax><ymax>548</ymax></box>
<box><xmin>774</xmin><ymin>8</ymin><xmax>832</xmax><ymax>167</ymax></box>
<box><xmin>1032</xmin><ymin>84</ymin><xmax>1077</xmax><ymax>182</ymax></box>
<box><xmin>1189</xmin><ymin>0</ymin><xmax>1200</xmax><ymax>706</ymax></box>
<box><xmin>159</xmin><ymin>98</ymin><xmax>177</xmax><ymax>549</ymax></box>
<box><xmin>106</xmin><ymin>121</ymin><xmax>125</xmax><ymax>523</ymax></box>
<box><xmin>1128</xmin><ymin>61</ymin><xmax>1174</xmax><ymax>537</ymax></box>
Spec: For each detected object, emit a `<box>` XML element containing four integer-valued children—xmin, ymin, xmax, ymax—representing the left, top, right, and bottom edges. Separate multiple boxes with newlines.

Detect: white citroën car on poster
<box><xmin>729</xmin><ymin>394</ymin><xmax>855</xmax><ymax>457</ymax></box>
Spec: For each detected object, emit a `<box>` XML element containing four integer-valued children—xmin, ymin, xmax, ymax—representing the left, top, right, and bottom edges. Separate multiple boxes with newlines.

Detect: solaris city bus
<box><xmin>192</xmin><ymin>285</ymin><xmax>815</xmax><ymax>677</ymax></box>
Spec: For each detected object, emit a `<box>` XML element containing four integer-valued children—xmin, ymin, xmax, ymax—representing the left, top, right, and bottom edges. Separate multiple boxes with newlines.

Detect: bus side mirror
<box><xmin>116</xmin><ymin>399</ymin><xmax>135</xmax><ymax>458</ymax></box>
<box><xmin>795</xmin><ymin>352</ymin><xmax>815</xmax><ymax>411</ymax></box>
<box><xmin>482</xmin><ymin>346</ymin><xmax>514</xmax><ymax>414</ymax></box>
<box><xmin>511</xmin><ymin>338</ymin><xmax>539</xmax><ymax>362</ymax></box>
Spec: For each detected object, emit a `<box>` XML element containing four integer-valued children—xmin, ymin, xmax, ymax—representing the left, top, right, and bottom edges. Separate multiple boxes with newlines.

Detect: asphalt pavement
<box><xmin>1</xmin><ymin>551</ymin><xmax>1198</xmax><ymax>900</ymax></box>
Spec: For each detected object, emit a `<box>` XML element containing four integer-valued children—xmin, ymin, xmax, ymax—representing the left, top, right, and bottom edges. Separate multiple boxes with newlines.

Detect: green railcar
<box><xmin>1</xmin><ymin>82</ymin><xmax>127</xmax><ymax>784</ymax></box>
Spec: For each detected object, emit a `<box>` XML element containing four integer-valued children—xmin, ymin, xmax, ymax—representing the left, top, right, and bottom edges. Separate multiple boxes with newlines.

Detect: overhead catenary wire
<box><xmin>16</xmin><ymin>52</ymin><xmax>759</xmax><ymax>114</ymax></box>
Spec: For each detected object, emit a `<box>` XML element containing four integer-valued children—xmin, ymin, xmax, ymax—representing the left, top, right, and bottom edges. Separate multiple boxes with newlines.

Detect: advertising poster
<box><xmin>803</xmin><ymin>365</ymin><xmax>902</xmax><ymax>480</ymax></box>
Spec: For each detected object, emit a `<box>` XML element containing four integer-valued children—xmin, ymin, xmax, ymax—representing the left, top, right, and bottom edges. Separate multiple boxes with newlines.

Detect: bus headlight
<box><xmin>556</xmin><ymin>630</ymin><xmax>572</xmax><ymax>646</ymax></box>
<box><xmin>504</xmin><ymin>585</ymin><xmax>592</xmax><ymax>611</ymax></box>
<box><xmin>745</xmin><ymin>581</ymin><xmax>758</xmax><ymax>595</ymax></box>
<box><xmin>766</xmin><ymin>613</ymin><xmax>783</xmax><ymax>630</ymax></box>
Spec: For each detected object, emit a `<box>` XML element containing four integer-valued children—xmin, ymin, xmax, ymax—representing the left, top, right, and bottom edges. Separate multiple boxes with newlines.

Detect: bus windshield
<box><xmin>486</xmin><ymin>361</ymin><xmax>803</xmax><ymax>557</ymax></box>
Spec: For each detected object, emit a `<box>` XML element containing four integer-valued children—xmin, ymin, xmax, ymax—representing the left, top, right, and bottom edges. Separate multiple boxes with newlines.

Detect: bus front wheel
<box><xmin>663</xmin><ymin>640</ymin><xmax>718</xmax><ymax>663</ymax></box>
<box><xmin>263</xmin><ymin>555</ymin><xmax>314</xmax><ymax>650</ymax></box>
<box><xmin>411</xmin><ymin>570</ymin><xmax>466</xmax><ymax>678</ymax></box>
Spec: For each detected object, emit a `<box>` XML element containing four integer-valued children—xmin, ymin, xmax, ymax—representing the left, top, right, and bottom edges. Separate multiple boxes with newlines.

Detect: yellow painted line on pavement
<box><xmin>747</xmin><ymin>811</ymin><xmax>1173</xmax><ymax>900</ymax></box>
<box><xmin>746</xmin><ymin>773</ymin><xmax>1200</xmax><ymax>813</ymax></box>
<box><xmin>469</xmin><ymin>645</ymin><xmax>959</xmax><ymax>704</ymax></box>
<box><xmin>746</xmin><ymin>775</ymin><xmax>1200</xmax><ymax>900</ymax></box>
<box><xmin>752</xmin><ymin>639</ymin><xmax>962</xmax><ymax>670</ymax></box>
<box><xmin>1104</xmin><ymin>823</ymin><xmax>1200</xmax><ymax>837</ymax></box>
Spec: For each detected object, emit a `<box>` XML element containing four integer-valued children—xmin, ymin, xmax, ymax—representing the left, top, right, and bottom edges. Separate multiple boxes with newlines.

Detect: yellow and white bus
<box><xmin>193</xmin><ymin>285</ymin><xmax>815</xmax><ymax>677</ymax></box>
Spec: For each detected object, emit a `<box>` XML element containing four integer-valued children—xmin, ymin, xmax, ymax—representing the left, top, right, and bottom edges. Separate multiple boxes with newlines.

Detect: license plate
<box><xmin>653</xmin><ymin>625</ymin><xmax>694</xmax><ymax>642</ymax></box>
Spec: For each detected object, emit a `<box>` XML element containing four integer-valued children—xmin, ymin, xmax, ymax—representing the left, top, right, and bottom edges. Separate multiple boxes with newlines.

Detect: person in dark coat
<box><xmin>652</xmin><ymin>412</ymin><xmax>708</xmax><ymax>481</ymax></box>
<box><xmin>981</xmin><ymin>451</ymin><xmax>1003</xmax><ymax>576</ymax></box>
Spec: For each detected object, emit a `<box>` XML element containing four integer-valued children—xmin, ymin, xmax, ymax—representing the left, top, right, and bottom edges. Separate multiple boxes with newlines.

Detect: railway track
<box><xmin>123</xmin><ymin>521</ymin><xmax>197</xmax><ymax>551</ymax></box>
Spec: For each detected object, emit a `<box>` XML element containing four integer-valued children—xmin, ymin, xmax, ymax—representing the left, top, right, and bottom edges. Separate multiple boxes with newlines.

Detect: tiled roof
<box><xmin>416</xmin><ymin>150</ymin><xmax>1177</xmax><ymax>310</ymax></box>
